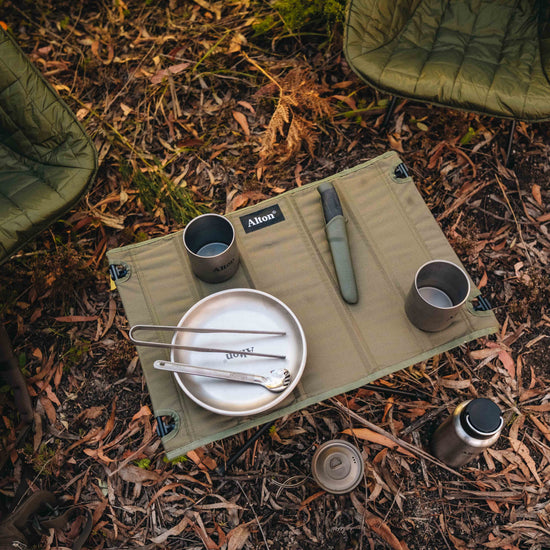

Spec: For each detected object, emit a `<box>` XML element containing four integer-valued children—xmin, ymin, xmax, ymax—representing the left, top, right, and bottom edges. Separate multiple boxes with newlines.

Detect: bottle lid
<box><xmin>462</xmin><ymin>398</ymin><xmax>502</xmax><ymax>436</ymax></box>
<box><xmin>311</xmin><ymin>440</ymin><xmax>364</xmax><ymax>494</ymax></box>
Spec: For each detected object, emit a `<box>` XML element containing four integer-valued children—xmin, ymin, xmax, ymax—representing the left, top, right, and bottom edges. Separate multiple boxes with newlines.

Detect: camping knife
<box><xmin>317</xmin><ymin>182</ymin><xmax>358</xmax><ymax>304</ymax></box>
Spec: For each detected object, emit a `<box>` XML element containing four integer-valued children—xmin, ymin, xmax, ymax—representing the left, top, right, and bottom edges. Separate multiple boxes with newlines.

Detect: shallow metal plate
<box><xmin>171</xmin><ymin>289</ymin><xmax>307</xmax><ymax>416</ymax></box>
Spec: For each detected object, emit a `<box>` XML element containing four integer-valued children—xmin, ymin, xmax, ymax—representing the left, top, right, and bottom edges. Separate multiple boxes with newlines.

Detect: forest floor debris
<box><xmin>1</xmin><ymin>2</ymin><xmax>550</xmax><ymax>549</ymax></box>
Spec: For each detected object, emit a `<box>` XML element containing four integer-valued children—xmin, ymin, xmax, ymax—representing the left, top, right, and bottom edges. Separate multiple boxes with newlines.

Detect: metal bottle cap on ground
<box><xmin>311</xmin><ymin>440</ymin><xmax>364</xmax><ymax>494</ymax></box>
<box><xmin>461</xmin><ymin>398</ymin><xmax>503</xmax><ymax>437</ymax></box>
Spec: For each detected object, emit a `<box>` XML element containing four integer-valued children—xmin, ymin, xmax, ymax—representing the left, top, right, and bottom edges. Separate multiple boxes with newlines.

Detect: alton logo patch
<box><xmin>239</xmin><ymin>204</ymin><xmax>285</xmax><ymax>233</ymax></box>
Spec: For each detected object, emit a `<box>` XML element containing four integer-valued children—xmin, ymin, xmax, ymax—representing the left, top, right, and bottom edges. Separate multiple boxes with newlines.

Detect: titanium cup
<box><xmin>311</xmin><ymin>440</ymin><xmax>364</xmax><ymax>494</ymax></box>
<box><xmin>405</xmin><ymin>260</ymin><xmax>470</xmax><ymax>332</ymax></box>
<box><xmin>183</xmin><ymin>214</ymin><xmax>239</xmax><ymax>283</ymax></box>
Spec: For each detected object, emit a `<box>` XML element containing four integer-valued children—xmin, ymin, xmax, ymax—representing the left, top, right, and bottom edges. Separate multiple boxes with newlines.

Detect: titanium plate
<box><xmin>171</xmin><ymin>288</ymin><xmax>307</xmax><ymax>416</ymax></box>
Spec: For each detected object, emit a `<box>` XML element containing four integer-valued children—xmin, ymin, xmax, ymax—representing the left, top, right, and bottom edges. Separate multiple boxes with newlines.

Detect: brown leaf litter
<box><xmin>1</xmin><ymin>1</ymin><xmax>550</xmax><ymax>549</ymax></box>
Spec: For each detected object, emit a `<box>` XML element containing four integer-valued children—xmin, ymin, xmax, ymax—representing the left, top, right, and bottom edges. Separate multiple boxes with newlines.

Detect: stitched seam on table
<box><xmin>170</xmin><ymin>233</ymin><xmax>257</xmax><ymax>443</ymax></box>
<box><xmin>372</xmin><ymin>158</ymin><xmax>476</xmax><ymax>338</ymax></box>
<box><xmin>376</xmin><ymin>160</ymin><xmax>432</xmax><ymax>286</ymax></box>
<box><xmin>382</xmin><ymin>158</ymin><xmax>477</xmax><ymax>335</ymax></box>
<box><xmin>173</xmin><ymin>230</ymin><xmax>205</xmax><ymax>304</ymax></box>
<box><xmin>170</xmin><ymin>234</ymin><xmax>202</xmax><ymax>442</ymax></box>
<box><xmin>222</xmin><ymin>216</ymin><xmax>259</xmax><ymax>291</ymax></box>
<box><xmin>286</xmin><ymin>179</ymin><xmax>379</xmax><ymax>376</ymax></box>
<box><xmin>129</xmin><ymin>245</ymin><xmax>195</xmax><ymax>443</ymax></box>
<box><xmin>335</xmin><ymin>169</ymin><xmax>426</xmax><ymax>352</ymax></box>
<box><xmin>160</xmin><ymin>237</ymin><xmax>201</xmax><ymax>442</ymax></box>
<box><xmin>286</xmin><ymin>192</ymin><xmax>375</xmax><ymax>378</ymax></box>
<box><xmin>259</xmin><ymin>194</ymin><xmax>327</xmax><ymax>402</ymax></box>
<box><xmin>341</xmin><ymin>159</ymin><xmax>434</xmax><ymax>351</ymax></box>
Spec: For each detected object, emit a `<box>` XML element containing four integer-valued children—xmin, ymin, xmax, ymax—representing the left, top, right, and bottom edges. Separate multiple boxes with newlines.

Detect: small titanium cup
<box><xmin>183</xmin><ymin>213</ymin><xmax>239</xmax><ymax>283</ymax></box>
<box><xmin>311</xmin><ymin>440</ymin><xmax>364</xmax><ymax>494</ymax></box>
<box><xmin>405</xmin><ymin>259</ymin><xmax>470</xmax><ymax>332</ymax></box>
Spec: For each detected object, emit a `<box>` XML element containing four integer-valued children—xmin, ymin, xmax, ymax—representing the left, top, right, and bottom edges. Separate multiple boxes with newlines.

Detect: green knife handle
<box><xmin>317</xmin><ymin>183</ymin><xmax>359</xmax><ymax>304</ymax></box>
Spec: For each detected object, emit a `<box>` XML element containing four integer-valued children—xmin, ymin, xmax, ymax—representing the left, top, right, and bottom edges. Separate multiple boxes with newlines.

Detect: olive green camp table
<box><xmin>107</xmin><ymin>151</ymin><xmax>498</xmax><ymax>460</ymax></box>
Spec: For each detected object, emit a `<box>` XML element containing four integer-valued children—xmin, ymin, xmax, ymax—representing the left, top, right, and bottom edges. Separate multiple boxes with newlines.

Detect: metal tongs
<box><xmin>129</xmin><ymin>325</ymin><xmax>287</xmax><ymax>360</ymax></box>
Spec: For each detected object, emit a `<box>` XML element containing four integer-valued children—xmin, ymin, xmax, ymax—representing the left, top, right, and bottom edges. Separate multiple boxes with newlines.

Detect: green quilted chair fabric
<box><xmin>0</xmin><ymin>27</ymin><xmax>97</xmax><ymax>426</ymax></box>
<box><xmin>0</xmin><ymin>27</ymin><xmax>97</xmax><ymax>265</ymax></box>
<box><xmin>344</xmin><ymin>0</ymin><xmax>550</xmax><ymax>121</ymax></box>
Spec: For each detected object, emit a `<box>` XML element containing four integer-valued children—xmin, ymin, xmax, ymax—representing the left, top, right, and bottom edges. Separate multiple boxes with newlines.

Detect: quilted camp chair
<box><xmin>0</xmin><ymin>27</ymin><xmax>97</xmax><ymax>424</ymax></box>
<box><xmin>344</xmin><ymin>0</ymin><xmax>550</xmax><ymax>164</ymax></box>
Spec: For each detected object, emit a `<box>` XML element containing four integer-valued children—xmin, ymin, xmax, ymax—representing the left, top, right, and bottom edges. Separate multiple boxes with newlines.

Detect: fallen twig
<box><xmin>330</xmin><ymin>397</ymin><xmax>465</xmax><ymax>478</ymax></box>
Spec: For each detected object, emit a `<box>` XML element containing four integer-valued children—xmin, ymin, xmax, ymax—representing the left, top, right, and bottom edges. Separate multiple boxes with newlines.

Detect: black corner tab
<box><xmin>473</xmin><ymin>295</ymin><xmax>492</xmax><ymax>312</ymax></box>
<box><xmin>156</xmin><ymin>416</ymin><xmax>175</xmax><ymax>437</ymax></box>
<box><xmin>394</xmin><ymin>163</ymin><xmax>409</xmax><ymax>179</ymax></box>
<box><xmin>109</xmin><ymin>263</ymin><xmax>129</xmax><ymax>281</ymax></box>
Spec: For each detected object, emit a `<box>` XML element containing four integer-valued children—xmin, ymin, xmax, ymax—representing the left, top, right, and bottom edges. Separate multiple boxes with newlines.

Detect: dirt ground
<box><xmin>1</xmin><ymin>2</ymin><xmax>550</xmax><ymax>549</ymax></box>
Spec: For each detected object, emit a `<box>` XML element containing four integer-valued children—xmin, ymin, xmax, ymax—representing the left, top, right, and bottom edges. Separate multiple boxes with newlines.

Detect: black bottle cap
<box><xmin>462</xmin><ymin>398</ymin><xmax>502</xmax><ymax>436</ymax></box>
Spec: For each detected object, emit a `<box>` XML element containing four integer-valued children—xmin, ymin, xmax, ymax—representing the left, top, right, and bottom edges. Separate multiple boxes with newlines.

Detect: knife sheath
<box><xmin>317</xmin><ymin>182</ymin><xmax>359</xmax><ymax>304</ymax></box>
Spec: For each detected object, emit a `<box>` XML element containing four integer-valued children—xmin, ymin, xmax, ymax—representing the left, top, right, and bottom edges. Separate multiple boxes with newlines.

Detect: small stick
<box><xmin>413</xmin><ymin>431</ymin><xmax>431</xmax><ymax>487</ymax></box>
<box><xmin>496</xmin><ymin>174</ymin><xmax>532</xmax><ymax>265</ymax></box>
<box><xmin>363</xmin><ymin>383</ymin><xmax>429</xmax><ymax>400</ymax></box>
<box><xmin>216</xmin><ymin>422</ymin><xmax>274</xmax><ymax>476</ymax></box>
<box><xmin>330</xmin><ymin>398</ymin><xmax>464</xmax><ymax>478</ymax></box>
<box><xmin>399</xmin><ymin>402</ymin><xmax>454</xmax><ymax>437</ymax></box>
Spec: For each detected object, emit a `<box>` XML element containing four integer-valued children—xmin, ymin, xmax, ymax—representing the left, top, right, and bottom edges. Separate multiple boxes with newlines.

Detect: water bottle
<box><xmin>430</xmin><ymin>398</ymin><xmax>503</xmax><ymax>468</ymax></box>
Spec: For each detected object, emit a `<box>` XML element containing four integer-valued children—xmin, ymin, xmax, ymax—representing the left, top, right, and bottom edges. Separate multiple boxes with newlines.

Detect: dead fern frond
<box><xmin>254</xmin><ymin>64</ymin><xmax>334</xmax><ymax>170</ymax></box>
<box><xmin>260</xmin><ymin>97</ymin><xmax>296</xmax><ymax>159</ymax></box>
<box><xmin>261</xmin><ymin>99</ymin><xmax>290</xmax><ymax>152</ymax></box>
<box><xmin>282</xmin><ymin>115</ymin><xmax>317</xmax><ymax>162</ymax></box>
<box><xmin>301</xmin><ymin>88</ymin><xmax>334</xmax><ymax>119</ymax></box>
